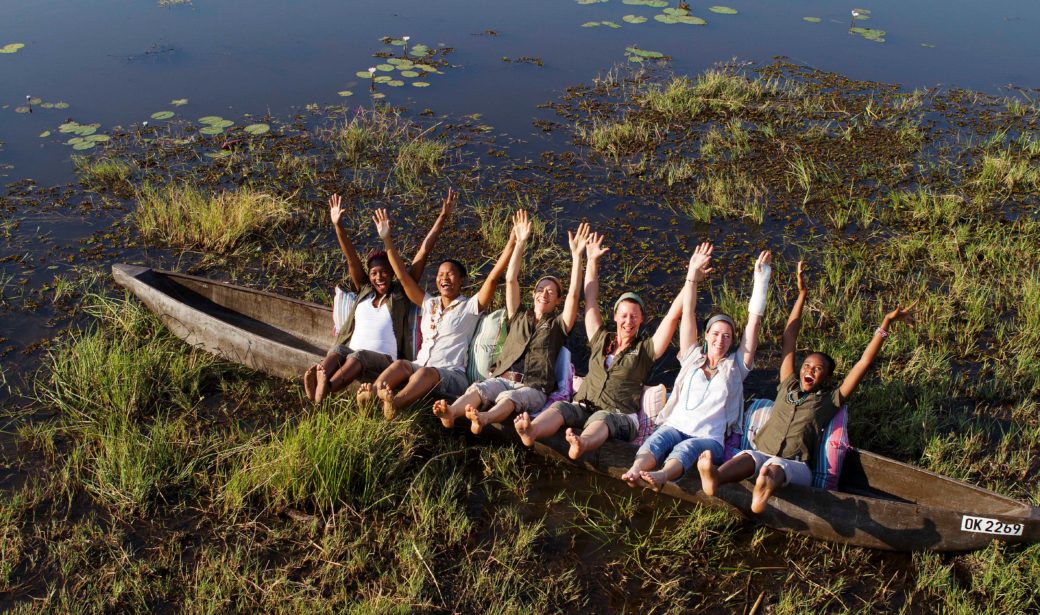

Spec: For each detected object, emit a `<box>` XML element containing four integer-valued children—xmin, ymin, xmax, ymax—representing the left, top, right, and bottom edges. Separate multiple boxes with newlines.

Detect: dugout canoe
<box><xmin>112</xmin><ymin>263</ymin><xmax>1040</xmax><ymax>552</ymax></box>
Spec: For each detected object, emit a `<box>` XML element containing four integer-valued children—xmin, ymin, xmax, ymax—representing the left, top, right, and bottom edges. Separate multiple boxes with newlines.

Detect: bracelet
<box><xmin>685</xmin><ymin>278</ymin><xmax>696</xmax><ymax>284</ymax></box>
<box><xmin>875</xmin><ymin>327</ymin><xmax>888</xmax><ymax>339</ymax></box>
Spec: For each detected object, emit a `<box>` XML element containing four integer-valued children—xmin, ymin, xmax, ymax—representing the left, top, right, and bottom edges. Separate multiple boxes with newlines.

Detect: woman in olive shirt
<box><xmin>698</xmin><ymin>261</ymin><xmax>917</xmax><ymax>513</ymax></box>
<box><xmin>515</xmin><ymin>232</ymin><xmax>683</xmax><ymax>460</ymax></box>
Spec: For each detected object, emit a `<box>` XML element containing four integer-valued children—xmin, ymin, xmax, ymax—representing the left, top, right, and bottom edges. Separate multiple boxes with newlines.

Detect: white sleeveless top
<box><xmin>349</xmin><ymin>296</ymin><xmax>397</xmax><ymax>359</ymax></box>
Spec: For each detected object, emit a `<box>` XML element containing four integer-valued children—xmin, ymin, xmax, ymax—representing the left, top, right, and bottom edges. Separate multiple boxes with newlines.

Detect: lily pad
<box><xmin>86</xmin><ymin>134</ymin><xmax>109</xmax><ymax>142</ymax></box>
<box><xmin>372</xmin><ymin>92</ymin><xmax>386</xmax><ymax>99</ymax></box>
<box><xmin>410</xmin><ymin>44</ymin><xmax>430</xmax><ymax>56</ymax></box>
<box><xmin>416</xmin><ymin>64</ymin><xmax>439</xmax><ymax>72</ymax></box>
<box><xmin>393</xmin><ymin>59</ymin><xmax>415</xmax><ymax>69</ymax></box>
<box><xmin>675</xmin><ymin>15</ymin><xmax>706</xmax><ymax>24</ymax></box>
<box><xmin>622</xmin><ymin>14</ymin><xmax>648</xmax><ymax>23</ymax></box>
<box><xmin>0</xmin><ymin>43</ymin><xmax>25</xmax><ymax>54</ymax></box>
<box><xmin>151</xmin><ymin>111</ymin><xmax>175</xmax><ymax>120</ymax></box>
<box><xmin>198</xmin><ymin>115</ymin><xmax>224</xmax><ymax>124</ymax></box>
<box><xmin>66</xmin><ymin>137</ymin><xmax>84</xmax><ymax>145</ymax></box>
<box><xmin>623</xmin><ymin>0</ymin><xmax>667</xmax><ymax>6</ymax></box>
<box><xmin>244</xmin><ymin>123</ymin><xmax>270</xmax><ymax>135</ymax></box>
<box><xmin>53</xmin><ymin>101</ymin><xmax>69</xmax><ymax>109</ymax></box>
<box><xmin>199</xmin><ymin>126</ymin><xmax>225</xmax><ymax>135</ymax></box>
<box><xmin>662</xmin><ymin>7</ymin><xmax>689</xmax><ymax>15</ymax></box>
<box><xmin>709</xmin><ymin>6</ymin><xmax>737</xmax><ymax>14</ymax></box>
<box><xmin>59</xmin><ymin>122</ymin><xmax>81</xmax><ymax>133</ymax></box>
<box><xmin>338</xmin><ymin>90</ymin><xmax>354</xmax><ymax>97</ymax></box>
<box><xmin>577</xmin><ymin>0</ymin><xmax>608</xmax><ymax>3</ymax></box>
<box><xmin>39</xmin><ymin>130</ymin><xmax>50</xmax><ymax>138</ymax></box>
<box><xmin>852</xmin><ymin>8</ymin><xmax>871</xmax><ymax>20</ymax></box>
<box><xmin>387</xmin><ymin>80</ymin><xmax>405</xmax><ymax>87</ymax></box>
<box><xmin>356</xmin><ymin>71</ymin><xmax>374</xmax><ymax>79</ymax></box>
<box><xmin>374</xmin><ymin>75</ymin><xmax>393</xmax><ymax>83</ymax></box>
<box><xmin>28</xmin><ymin>97</ymin><xmax>42</xmax><ymax>105</ymax></box>
<box><xmin>40</xmin><ymin>102</ymin><xmax>55</xmax><ymax>109</ymax></box>
<box><xmin>74</xmin><ymin>125</ymin><xmax>98</xmax><ymax>136</ymax></box>
<box><xmin>377</xmin><ymin>64</ymin><xmax>395</xmax><ymax>71</ymax></box>
<box><xmin>654</xmin><ymin>14</ymin><xmax>679</xmax><ymax>23</ymax></box>
<box><xmin>14</xmin><ymin>106</ymin><xmax>29</xmax><ymax>113</ymax></box>
<box><xmin>921</xmin><ymin>42</ymin><xmax>935</xmax><ymax>48</ymax></box>
<box><xmin>802</xmin><ymin>16</ymin><xmax>821</xmax><ymax>23</ymax></box>
<box><xmin>400</xmin><ymin>70</ymin><xmax>420</xmax><ymax>78</ymax></box>
<box><xmin>626</xmin><ymin>46</ymin><xmax>665</xmax><ymax>58</ymax></box>
<box><xmin>72</xmin><ymin>142</ymin><xmax>96</xmax><ymax>151</ymax></box>
<box><xmin>171</xmin><ymin>98</ymin><xmax>189</xmax><ymax>106</ymax></box>
<box><xmin>582</xmin><ymin>21</ymin><xmax>602</xmax><ymax>27</ymax></box>
<box><xmin>850</xmin><ymin>26</ymin><xmax>885</xmax><ymax>42</ymax></box>
<box><xmin>412</xmin><ymin>81</ymin><xmax>431</xmax><ymax>88</ymax></box>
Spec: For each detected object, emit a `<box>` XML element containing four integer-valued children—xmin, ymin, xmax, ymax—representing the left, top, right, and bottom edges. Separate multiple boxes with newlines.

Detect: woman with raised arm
<box><xmin>698</xmin><ymin>261</ymin><xmax>918</xmax><ymax>513</ymax></box>
<box><xmin>304</xmin><ymin>190</ymin><xmax>455</xmax><ymax>403</ymax></box>
<box><xmin>620</xmin><ymin>244</ymin><xmax>772</xmax><ymax>491</ymax></box>
<box><xmin>361</xmin><ymin>207</ymin><xmax>516</xmax><ymax>419</ymax></box>
<box><xmin>514</xmin><ymin>232</ymin><xmax>683</xmax><ymax>459</ymax></box>
<box><xmin>431</xmin><ymin>212</ymin><xmax>589</xmax><ymax>432</ymax></box>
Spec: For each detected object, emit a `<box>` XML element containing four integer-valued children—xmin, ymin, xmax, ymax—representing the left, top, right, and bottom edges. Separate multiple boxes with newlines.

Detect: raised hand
<box><xmin>585</xmin><ymin>232</ymin><xmax>609</xmax><ymax>261</ymax></box>
<box><xmin>884</xmin><ymin>299</ymin><xmax>919</xmax><ymax>328</ymax></box>
<box><xmin>372</xmin><ymin>208</ymin><xmax>392</xmax><ymax>240</ymax></box>
<box><xmin>754</xmin><ymin>250</ymin><xmax>772</xmax><ymax>277</ymax></box>
<box><xmin>440</xmin><ymin>187</ymin><xmax>457</xmax><ymax>218</ymax></box>
<box><xmin>687</xmin><ymin>242</ymin><xmax>714</xmax><ymax>283</ymax></box>
<box><xmin>512</xmin><ymin>210</ymin><xmax>533</xmax><ymax>243</ymax></box>
<box><xmin>568</xmin><ymin>222</ymin><xmax>591</xmax><ymax>258</ymax></box>
<box><xmin>796</xmin><ymin>260</ymin><xmax>806</xmax><ymax>294</ymax></box>
<box><xmin>329</xmin><ymin>194</ymin><xmax>344</xmax><ymax>227</ymax></box>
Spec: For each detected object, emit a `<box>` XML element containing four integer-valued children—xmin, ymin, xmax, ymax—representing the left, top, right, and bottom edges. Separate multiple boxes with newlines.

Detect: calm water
<box><xmin>2</xmin><ymin>0</ymin><xmax>1039</xmax><ymax>184</ymax></box>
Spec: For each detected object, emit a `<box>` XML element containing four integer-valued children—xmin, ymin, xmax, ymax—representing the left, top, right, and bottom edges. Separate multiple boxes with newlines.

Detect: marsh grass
<box><xmin>690</xmin><ymin>168</ymin><xmax>767</xmax><ymax>223</ymax></box>
<box><xmin>72</xmin><ymin>155</ymin><xmax>133</xmax><ymax>189</ymax></box>
<box><xmin>576</xmin><ymin>117</ymin><xmax>662</xmax><ymax>162</ymax></box>
<box><xmin>135</xmin><ymin>183</ymin><xmax>292</xmax><ymax>253</ymax></box>
<box><xmin>392</xmin><ymin>136</ymin><xmax>448</xmax><ymax>192</ymax></box>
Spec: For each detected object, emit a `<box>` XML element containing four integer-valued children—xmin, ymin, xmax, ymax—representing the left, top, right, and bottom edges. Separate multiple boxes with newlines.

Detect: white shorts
<box><xmin>738</xmin><ymin>450</ymin><xmax>813</xmax><ymax>488</ymax></box>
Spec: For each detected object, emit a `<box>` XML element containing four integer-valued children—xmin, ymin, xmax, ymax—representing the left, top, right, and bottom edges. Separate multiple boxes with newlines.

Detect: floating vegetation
<box><xmin>412</xmin><ymin>81</ymin><xmax>430</xmax><ymax>87</ymax></box>
<box><xmin>625</xmin><ymin>46</ymin><xmax>668</xmax><ymax>63</ymax></box>
<box><xmin>576</xmin><ymin>0</ymin><xmax>608</xmax><ymax>4</ymax></box>
<box><xmin>583</xmin><ymin>21</ymin><xmax>623</xmax><ymax>28</ymax></box>
<box><xmin>0</xmin><ymin>43</ymin><xmax>25</xmax><ymax>54</ymax></box>
<box><xmin>39</xmin><ymin>131</ymin><xmax>50</xmax><ymax>138</ymax></box>
<box><xmin>243</xmin><ymin>123</ymin><xmax>270</xmax><ymax>135</ymax></box>
<box><xmin>337</xmin><ymin>90</ymin><xmax>353</xmax><ymax>97</ymax></box>
<box><xmin>197</xmin><ymin>116</ymin><xmax>234</xmax><ymax>135</ymax></box>
<box><xmin>36</xmin><ymin>100</ymin><xmax>71</xmax><ymax>110</ymax></box>
<box><xmin>850</xmin><ymin>26</ymin><xmax>886</xmax><ymax>43</ymax></box>
<box><xmin>708</xmin><ymin>6</ymin><xmax>738</xmax><ymax>14</ymax></box>
<box><xmin>921</xmin><ymin>42</ymin><xmax>935</xmax><ymax>48</ymax></box>
<box><xmin>622</xmin><ymin>14</ymin><xmax>648</xmax><ymax>23</ymax></box>
<box><xmin>354</xmin><ymin>36</ymin><xmax>451</xmax><ymax>95</ymax></box>
<box><xmin>56</xmin><ymin>122</ymin><xmax>109</xmax><ymax>150</ymax></box>
<box><xmin>852</xmin><ymin>8</ymin><xmax>872</xmax><ymax>20</ymax></box>
<box><xmin>803</xmin><ymin>16</ymin><xmax>822</xmax><ymax>23</ymax></box>
<box><xmin>150</xmin><ymin>111</ymin><xmax>175</xmax><ymax>120</ymax></box>
<box><xmin>623</xmin><ymin>0</ymin><xmax>667</xmax><ymax>6</ymax></box>
<box><xmin>170</xmin><ymin>98</ymin><xmax>188</xmax><ymax>106</ymax></box>
<box><xmin>654</xmin><ymin>7</ymin><xmax>706</xmax><ymax>25</ymax></box>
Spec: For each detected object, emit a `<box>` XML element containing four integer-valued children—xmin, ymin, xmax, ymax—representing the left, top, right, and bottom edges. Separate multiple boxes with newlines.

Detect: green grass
<box><xmin>72</xmin><ymin>155</ymin><xmax>133</xmax><ymax>188</ymax></box>
<box><xmin>393</xmin><ymin>136</ymin><xmax>448</xmax><ymax>191</ymax></box>
<box><xmin>134</xmin><ymin>183</ymin><xmax>292</xmax><ymax>253</ymax></box>
<box><xmin>576</xmin><ymin>117</ymin><xmax>662</xmax><ymax>162</ymax></box>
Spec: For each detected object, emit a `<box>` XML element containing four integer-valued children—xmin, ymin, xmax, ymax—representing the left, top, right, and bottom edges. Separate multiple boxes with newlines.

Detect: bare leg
<box><xmin>565</xmin><ymin>420</ymin><xmax>609</xmax><ymax>460</ymax></box>
<box><xmin>372</xmin><ymin>361</ymin><xmax>415</xmax><ymax>420</ymax></box>
<box><xmin>640</xmin><ymin>459</ymin><xmax>685</xmax><ymax>492</ymax></box>
<box><xmin>468</xmin><ymin>398</ymin><xmax>516</xmax><ymax>435</ymax></box>
<box><xmin>433</xmin><ymin>389</ymin><xmax>480</xmax><ymax>429</ymax></box>
<box><xmin>515</xmin><ymin>407</ymin><xmax>565</xmax><ymax>447</ymax></box>
<box><xmin>385</xmin><ymin>367</ymin><xmax>441</xmax><ymax>414</ymax></box>
<box><xmin>698</xmin><ymin>450</ymin><xmax>756</xmax><ymax>497</ymax></box>
<box><xmin>751</xmin><ymin>465</ymin><xmax>786</xmax><ymax>514</ymax></box>
<box><xmin>311</xmin><ymin>353</ymin><xmax>343</xmax><ymax>403</ymax></box>
<box><xmin>621</xmin><ymin>452</ymin><xmax>658</xmax><ymax>487</ymax></box>
<box><xmin>327</xmin><ymin>356</ymin><xmax>363</xmax><ymax>394</ymax></box>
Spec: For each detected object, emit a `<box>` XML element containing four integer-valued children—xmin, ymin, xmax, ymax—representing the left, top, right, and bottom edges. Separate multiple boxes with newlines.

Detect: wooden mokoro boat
<box><xmin>112</xmin><ymin>263</ymin><xmax>1040</xmax><ymax>552</ymax></box>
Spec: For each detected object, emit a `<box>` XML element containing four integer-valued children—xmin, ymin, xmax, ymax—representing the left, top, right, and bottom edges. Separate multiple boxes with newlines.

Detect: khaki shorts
<box><xmin>738</xmin><ymin>450</ymin><xmax>813</xmax><ymax>488</ymax></box>
<box><xmin>331</xmin><ymin>347</ymin><xmax>394</xmax><ymax>380</ymax></box>
<box><xmin>468</xmin><ymin>378</ymin><xmax>547</xmax><ymax>414</ymax></box>
<box><xmin>550</xmin><ymin>401</ymin><xmax>637</xmax><ymax>442</ymax></box>
<box><xmin>409</xmin><ymin>362</ymin><xmax>469</xmax><ymax>398</ymax></box>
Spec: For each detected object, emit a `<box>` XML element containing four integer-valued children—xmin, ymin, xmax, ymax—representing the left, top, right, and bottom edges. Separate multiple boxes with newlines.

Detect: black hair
<box><xmin>807</xmin><ymin>351</ymin><xmax>837</xmax><ymax>377</ymax></box>
<box><xmin>439</xmin><ymin>258</ymin><xmax>468</xmax><ymax>278</ymax></box>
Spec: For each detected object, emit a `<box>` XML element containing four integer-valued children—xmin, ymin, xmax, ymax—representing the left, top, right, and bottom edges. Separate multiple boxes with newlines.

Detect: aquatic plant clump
<box><xmin>134</xmin><ymin>184</ymin><xmax>292</xmax><ymax>253</ymax></box>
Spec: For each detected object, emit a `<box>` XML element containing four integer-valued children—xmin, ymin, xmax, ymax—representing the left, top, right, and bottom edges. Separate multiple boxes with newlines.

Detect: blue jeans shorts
<box><xmin>637</xmin><ymin>425</ymin><xmax>723</xmax><ymax>474</ymax></box>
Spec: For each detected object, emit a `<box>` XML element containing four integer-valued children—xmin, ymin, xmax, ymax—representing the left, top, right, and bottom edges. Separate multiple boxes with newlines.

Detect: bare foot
<box><xmin>697</xmin><ymin>450</ymin><xmax>719</xmax><ymax>497</ymax></box>
<box><xmin>464</xmin><ymin>404</ymin><xmax>488</xmax><ymax>435</ymax></box>
<box><xmin>314</xmin><ymin>366</ymin><xmax>330</xmax><ymax>403</ymax></box>
<box><xmin>303</xmin><ymin>365</ymin><xmax>318</xmax><ymax>401</ymax></box>
<box><xmin>639</xmin><ymin>470</ymin><xmax>668</xmax><ymax>492</ymax></box>
<box><xmin>750</xmin><ymin>470</ymin><xmax>780</xmax><ymax>514</ymax></box>
<box><xmin>432</xmin><ymin>399</ymin><xmax>455</xmax><ymax>429</ymax></box>
<box><xmin>356</xmin><ymin>382</ymin><xmax>375</xmax><ymax>406</ymax></box>
<box><xmin>620</xmin><ymin>467</ymin><xmax>644</xmax><ymax>488</ymax></box>
<box><xmin>565</xmin><ymin>428</ymin><xmax>585</xmax><ymax>460</ymax></box>
<box><xmin>377</xmin><ymin>382</ymin><xmax>396</xmax><ymax>420</ymax></box>
<box><xmin>514</xmin><ymin>413</ymin><xmax>534</xmax><ymax>447</ymax></box>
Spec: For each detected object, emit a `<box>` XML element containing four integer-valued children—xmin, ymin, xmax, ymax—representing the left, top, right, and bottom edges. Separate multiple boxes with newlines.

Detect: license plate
<box><xmin>960</xmin><ymin>515</ymin><xmax>1024</xmax><ymax>536</ymax></box>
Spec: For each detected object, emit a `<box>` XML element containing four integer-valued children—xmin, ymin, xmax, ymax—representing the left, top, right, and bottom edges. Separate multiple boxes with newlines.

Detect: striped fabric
<box><xmin>408</xmin><ymin>304</ymin><xmax>422</xmax><ymax>360</ymax></box>
<box><xmin>734</xmin><ymin>398</ymin><xmax>850</xmax><ymax>490</ymax></box>
<box><xmin>466</xmin><ymin>308</ymin><xmax>508</xmax><ymax>384</ymax></box>
<box><xmin>332</xmin><ymin>286</ymin><xmax>357</xmax><ymax>336</ymax></box>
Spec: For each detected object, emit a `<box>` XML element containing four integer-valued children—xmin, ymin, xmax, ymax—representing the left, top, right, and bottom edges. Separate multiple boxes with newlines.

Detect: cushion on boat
<box><xmin>409</xmin><ymin>304</ymin><xmax>422</xmax><ymax>359</ymax></box>
<box><xmin>734</xmin><ymin>398</ymin><xmax>850</xmax><ymax>490</ymax></box>
<box><xmin>466</xmin><ymin>308</ymin><xmax>508</xmax><ymax>383</ymax></box>
<box><xmin>566</xmin><ymin>375</ymin><xmax>666</xmax><ymax>445</ymax></box>
<box><xmin>536</xmin><ymin>347</ymin><xmax>575</xmax><ymax>417</ymax></box>
<box><xmin>332</xmin><ymin>286</ymin><xmax>357</xmax><ymax>335</ymax></box>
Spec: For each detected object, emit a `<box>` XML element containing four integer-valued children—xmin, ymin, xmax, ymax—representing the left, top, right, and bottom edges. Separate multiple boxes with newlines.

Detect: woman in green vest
<box><xmin>303</xmin><ymin>190</ymin><xmax>454</xmax><ymax>403</ymax></box>
<box><xmin>515</xmin><ymin>232</ymin><xmax>684</xmax><ymax>458</ymax></box>
<box><xmin>431</xmin><ymin>210</ymin><xmax>590</xmax><ymax>433</ymax></box>
<box><xmin>698</xmin><ymin>261</ymin><xmax>917</xmax><ymax>512</ymax></box>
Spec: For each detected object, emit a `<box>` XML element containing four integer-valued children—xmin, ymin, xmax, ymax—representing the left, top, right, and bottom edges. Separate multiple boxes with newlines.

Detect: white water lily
<box><xmin>852</xmin><ymin>10</ymin><xmax>861</xmax><ymax>17</ymax></box>
<box><xmin>368</xmin><ymin>67</ymin><xmax>377</xmax><ymax>73</ymax></box>
<box><xmin>402</xmin><ymin>36</ymin><xmax>410</xmax><ymax>42</ymax></box>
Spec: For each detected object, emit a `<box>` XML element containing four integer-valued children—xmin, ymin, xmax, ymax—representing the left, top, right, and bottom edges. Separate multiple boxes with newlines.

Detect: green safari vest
<box><xmin>331</xmin><ymin>280</ymin><xmax>417</xmax><ymax>361</ymax></box>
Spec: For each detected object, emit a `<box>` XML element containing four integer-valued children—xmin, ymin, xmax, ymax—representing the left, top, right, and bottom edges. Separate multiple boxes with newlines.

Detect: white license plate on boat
<box><xmin>960</xmin><ymin>515</ymin><xmax>1024</xmax><ymax>536</ymax></box>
